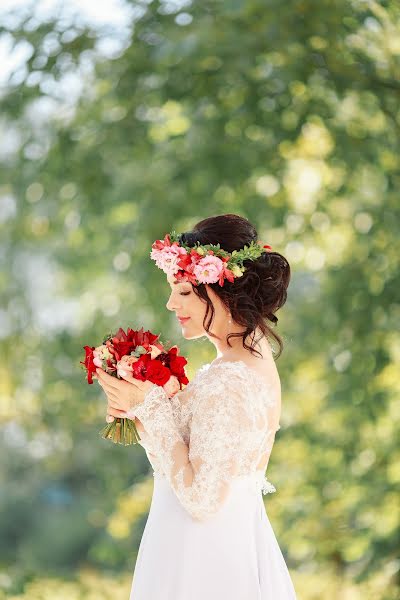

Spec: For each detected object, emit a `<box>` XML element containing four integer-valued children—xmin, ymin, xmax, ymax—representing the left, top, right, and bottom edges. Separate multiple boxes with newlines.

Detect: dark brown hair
<box><xmin>178</xmin><ymin>214</ymin><xmax>291</xmax><ymax>359</ymax></box>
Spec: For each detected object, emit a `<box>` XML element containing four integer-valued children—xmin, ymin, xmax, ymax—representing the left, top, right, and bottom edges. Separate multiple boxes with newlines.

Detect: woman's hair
<box><xmin>178</xmin><ymin>214</ymin><xmax>291</xmax><ymax>359</ymax></box>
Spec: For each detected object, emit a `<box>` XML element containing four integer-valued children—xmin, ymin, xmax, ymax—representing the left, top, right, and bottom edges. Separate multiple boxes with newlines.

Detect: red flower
<box><xmin>146</xmin><ymin>359</ymin><xmax>171</xmax><ymax>386</ymax></box>
<box><xmin>168</xmin><ymin>346</ymin><xmax>189</xmax><ymax>386</ymax></box>
<box><xmin>80</xmin><ymin>345</ymin><xmax>96</xmax><ymax>384</ymax></box>
<box><xmin>175</xmin><ymin>251</ymin><xmax>200</xmax><ymax>285</ymax></box>
<box><xmin>128</xmin><ymin>326</ymin><xmax>162</xmax><ymax>349</ymax></box>
<box><xmin>110</xmin><ymin>327</ymin><xmax>164</xmax><ymax>361</ymax></box>
<box><xmin>82</xmin><ymin>326</ymin><xmax>189</xmax><ymax>392</ymax></box>
<box><xmin>151</xmin><ymin>233</ymin><xmax>180</xmax><ymax>251</ymax></box>
<box><xmin>218</xmin><ymin>263</ymin><xmax>235</xmax><ymax>287</ymax></box>
<box><xmin>175</xmin><ymin>269</ymin><xmax>198</xmax><ymax>286</ymax></box>
<box><xmin>131</xmin><ymin>354</ymin><xmax>152</xmax><ymax>381</ymax></box>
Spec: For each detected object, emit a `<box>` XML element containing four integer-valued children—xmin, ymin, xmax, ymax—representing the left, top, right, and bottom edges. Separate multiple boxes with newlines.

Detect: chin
<box><xmin>180</xmin><ymin>324</ymin><xmax>204</xmax><ymax>340</ymax></box>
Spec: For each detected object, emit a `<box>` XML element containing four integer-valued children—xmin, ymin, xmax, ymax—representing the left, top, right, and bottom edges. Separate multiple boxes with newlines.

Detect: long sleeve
<box><xmin>126</xmin><ymin>366</ymin><xmax>276</xmax><ymax>522</ymax></box>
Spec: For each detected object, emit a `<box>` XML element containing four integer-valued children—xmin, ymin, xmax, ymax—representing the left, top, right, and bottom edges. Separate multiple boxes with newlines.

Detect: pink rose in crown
<box><xmin>193</xmin><ymin>254</ymin><xmax>225</xmax><ymax>284</ymax></box>
<box><xmin>150</xmin><ymin>238</ymin><xmax>187</xmax><ymax>276</ymax></box>
<box><xmin>163</xmin><ymin>375</ymin><xmax>181</xmax><ymax>398</ymax></box>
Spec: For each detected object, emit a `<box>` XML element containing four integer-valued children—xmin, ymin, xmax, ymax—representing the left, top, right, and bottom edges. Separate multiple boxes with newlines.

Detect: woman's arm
<box><xmin>125</xmin><ymin>373</ymin><xmax>268</xmax><ymax>522</ymax></box>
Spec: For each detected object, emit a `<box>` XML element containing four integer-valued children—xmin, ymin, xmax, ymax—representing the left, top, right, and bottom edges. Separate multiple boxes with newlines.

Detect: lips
<box><xmin>177</xmin><ymin>316</ymin><xmax>190</xmax><ymax>323</ymax></box>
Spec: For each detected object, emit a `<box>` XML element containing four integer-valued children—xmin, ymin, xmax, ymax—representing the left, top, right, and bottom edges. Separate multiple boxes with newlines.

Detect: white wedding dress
<box><xmin>126</xmin><ymin>360</ymin><xmax>297</xmax><ymax>599</ymax></box>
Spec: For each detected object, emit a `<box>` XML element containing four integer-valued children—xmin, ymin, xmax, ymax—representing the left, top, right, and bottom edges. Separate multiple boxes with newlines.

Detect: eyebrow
<box><xmin>169</xmin><ymin>280</ymin><xmax>190</xmax><ymax>287</ymax></box>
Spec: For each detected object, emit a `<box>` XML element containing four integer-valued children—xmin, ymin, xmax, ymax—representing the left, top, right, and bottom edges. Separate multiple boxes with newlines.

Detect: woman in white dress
<box><xmin>97</xmin><ymin>213</ymin><xmax>298</xmax><ymax>599</ymax></box>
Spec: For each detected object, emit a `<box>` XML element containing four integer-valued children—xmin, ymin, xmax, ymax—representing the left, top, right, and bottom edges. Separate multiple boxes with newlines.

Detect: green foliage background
<box><xmin>1</xmin><ymin>0</ymin><xmax>399</xmax><ymax>598</ymax></box>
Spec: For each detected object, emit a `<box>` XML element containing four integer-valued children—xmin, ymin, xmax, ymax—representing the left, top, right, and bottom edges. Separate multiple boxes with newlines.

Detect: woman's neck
<box><xmin>214</xmin><ymin>328</ymin><xmax>270</xmax><ymax>362</ymax></box>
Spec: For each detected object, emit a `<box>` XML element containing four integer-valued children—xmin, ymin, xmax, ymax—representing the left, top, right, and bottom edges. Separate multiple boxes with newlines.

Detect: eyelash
<box><xmin>180</xmin><ymin>292</ymin><xmax>191</xmax><ymax>296</ymax></box>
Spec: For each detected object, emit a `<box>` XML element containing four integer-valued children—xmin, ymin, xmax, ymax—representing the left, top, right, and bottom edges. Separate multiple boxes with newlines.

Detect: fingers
<box><xmin>98</xmin><ymin>383</ymin><xmax>118</xmax><ymax>403</ymax></box>
<box><xmin>97</xmin><ymin>380</ymin><xmax>123</xmax><ymax>410</ymax></box>
<box><xmin>96</xmin><ymin>368</ymin><xmax>120</xmax><ymax>390</ymax></box>
<box><xmin>118</xmin><ymin>371</ymin><xmax>146</xmax><ymax>388</ymax></box>
<box><xmin>97</xmin><ymin>375</ymin><xmax>120</xmax><ymax>400</ymax></box>
<box><xmin>119</xmin><ymin>375</ymin><xmax>146</xmax><ymax>392</ymax></box>
<box><xmin>96</xmin><ymin>367</ymin><xmax>144</xmax><ymax>415</ymax></box>
<box><xmin>107</xmin><ymin>395</ymin><xmax>122</xmax><ymax>409</ymax></box>
<box><xmin>107</xmin><ymin>404</ymin><xmax>126</xmax><ymax>418</ymax></box>
<box><xmin>97</xmin><ymin>367</ymin><xmax>146</xmax><ymax>393</ymax></box>
<box><xmin>99</xmin><ymin>386</ymin><xmax>133</xmax><ymax>416</ymax></box>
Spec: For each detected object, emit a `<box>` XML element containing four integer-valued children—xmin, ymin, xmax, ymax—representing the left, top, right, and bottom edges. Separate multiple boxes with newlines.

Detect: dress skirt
<box><xmin>129</xmin><ymin>471</ymin><xmax>297</xmax><ymax>599</ymax></box>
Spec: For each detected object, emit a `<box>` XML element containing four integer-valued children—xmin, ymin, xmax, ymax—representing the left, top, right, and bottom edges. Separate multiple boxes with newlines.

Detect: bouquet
<box><xmin>80</xmin><ymin>327</ymin><xmax>188</xmax><ymax>445</ymax></box>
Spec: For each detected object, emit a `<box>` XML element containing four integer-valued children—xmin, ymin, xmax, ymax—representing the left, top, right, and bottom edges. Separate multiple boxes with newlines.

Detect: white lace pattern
<box><xmin>126</xmin><ymin>361</ymin><xmax>281</xmax><ymax>522</ymax></box>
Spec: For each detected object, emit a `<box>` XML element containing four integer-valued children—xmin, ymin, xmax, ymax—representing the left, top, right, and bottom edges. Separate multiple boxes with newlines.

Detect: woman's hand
<box><xmin>95</xmin><ymin>368</ymin><xmax>155</xmax><ymax>422</ymax></box>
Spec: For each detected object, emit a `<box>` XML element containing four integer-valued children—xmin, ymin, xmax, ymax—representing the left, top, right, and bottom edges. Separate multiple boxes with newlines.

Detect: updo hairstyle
<box><xmin>178</xmin><ymin>213</ymin><xmax>291</xmax><ymax>359</ymax></box>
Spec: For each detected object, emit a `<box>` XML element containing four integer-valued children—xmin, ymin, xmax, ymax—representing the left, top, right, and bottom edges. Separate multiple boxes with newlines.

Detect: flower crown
<box><xmin>150</xmin><ymin>230</ymin><xmax>273</xmax><ymax>287</ymax></box>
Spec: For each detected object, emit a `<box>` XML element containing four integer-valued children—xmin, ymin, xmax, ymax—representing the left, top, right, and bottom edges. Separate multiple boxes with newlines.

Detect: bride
<box><xmin>96</xmin><ymin>213</ymin><xmax>298</xmax><ymax>599</ymax></box>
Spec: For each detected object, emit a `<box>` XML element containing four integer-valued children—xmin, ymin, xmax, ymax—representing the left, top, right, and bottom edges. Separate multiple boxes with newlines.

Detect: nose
<box><xmin>166</xmin><ymin>293</ymin><xmax>180</xmax><ymax>312</ymax></box>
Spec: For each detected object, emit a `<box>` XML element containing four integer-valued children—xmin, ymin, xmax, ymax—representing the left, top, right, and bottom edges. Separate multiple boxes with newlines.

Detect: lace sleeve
<box><xmin>125</xmin><ymin>370</ymin><xmax>264</xmax><ymax>522</ymax></box>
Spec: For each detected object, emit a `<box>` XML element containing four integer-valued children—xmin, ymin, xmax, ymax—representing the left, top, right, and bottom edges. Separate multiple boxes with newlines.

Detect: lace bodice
<box><xmin>126</xmin><ymin>360</ymin><xmax>281</xmax><ymax>522</ymax></box>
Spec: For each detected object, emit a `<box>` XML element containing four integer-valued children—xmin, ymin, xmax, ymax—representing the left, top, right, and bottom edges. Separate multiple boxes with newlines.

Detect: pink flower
<box><xmin>149</xmin><ymin>344</ymin><xmax>162</xmax><ymax>359</ymax></box>
<box><xmin>93</xmin><ymin>356</ymin><xmax>102</xmax><ymax>367</ymax></box>
<box><xmin>116</xmin><ymin>354</ymin><xmax>139</xmax><ymax>378</ymax></box>
<box><xmin>93</xmin><ymin>344</ymin><xmax>113</xmax><ymax>367</ymax></box>
<box><xmin>150</xmin><ymin>244</ymin><xmax>188</xmax><ymax>276</ymax></box>
<box><xmin>163</xmin><ymin>375</ymin><xmax>181</xmax><ymax>398</ymax></box>
<box><xmin>193</xmin><ymin>255</ymin><xmax>225</xmax><ymax>284</ymax></box>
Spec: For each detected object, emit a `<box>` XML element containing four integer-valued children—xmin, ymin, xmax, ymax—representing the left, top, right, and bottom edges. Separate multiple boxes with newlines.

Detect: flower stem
<box><xmin>99</xmin><ymin>417</ymin><xmax>141</xmax><ymax>445</ymax></box>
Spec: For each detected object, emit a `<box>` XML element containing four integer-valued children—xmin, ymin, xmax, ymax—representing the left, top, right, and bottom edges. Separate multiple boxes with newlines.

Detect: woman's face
<box><xmin>165</xmin><ymin>273</ymin><xmax>226</xmax><ymax>340</ymax></box>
